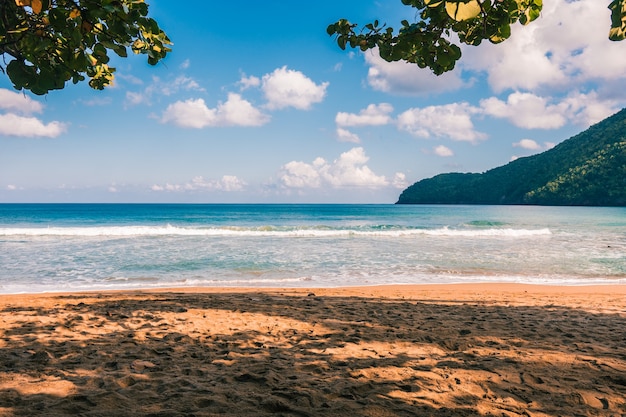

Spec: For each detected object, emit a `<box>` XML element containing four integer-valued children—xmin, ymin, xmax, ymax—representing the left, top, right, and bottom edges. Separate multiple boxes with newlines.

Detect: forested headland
<box><xmin>397</xmin><ymin>108</ymin><xmax>626</xmax><ymax>206</ymax></box>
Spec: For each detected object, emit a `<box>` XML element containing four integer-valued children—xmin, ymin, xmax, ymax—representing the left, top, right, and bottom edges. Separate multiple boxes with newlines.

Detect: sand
<box><xmin>0</xmin><ymin>284</ymin><xmax>625</xmax><ymax>417</ymax></box>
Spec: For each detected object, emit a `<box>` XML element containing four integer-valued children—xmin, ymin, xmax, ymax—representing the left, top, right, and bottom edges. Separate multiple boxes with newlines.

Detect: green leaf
<box><xmin>338</xmin><ymin>35</ymin><xmax>347</xmax><ymax>50</ymax></box>
<box><xmin>114</xmin><ymin>44</ymin><xmax>127</xmax><ymax>57</ymax></box>
<box><xmin>6</xmin><ymin>60</ymin><xmax>32</xmax><ymax>90</ymax></box>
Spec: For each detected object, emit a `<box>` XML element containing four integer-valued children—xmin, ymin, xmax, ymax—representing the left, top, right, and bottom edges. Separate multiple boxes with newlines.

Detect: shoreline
<box><xmin>2</xmin><ymin>281</ymin><xmax>626</xmax><ymax>297</ymax></box>
<box><xmin>1</xmin><ymin>283</ymin><xmax>625</xmax><ymax>416</ymax></box>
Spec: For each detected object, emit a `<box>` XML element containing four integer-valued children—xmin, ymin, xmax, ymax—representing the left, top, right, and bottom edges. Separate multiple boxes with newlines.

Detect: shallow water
<box><xmin>0</xmin><ymin>204</ymin><xmax>624</xmax><ymax>293</ymax></box>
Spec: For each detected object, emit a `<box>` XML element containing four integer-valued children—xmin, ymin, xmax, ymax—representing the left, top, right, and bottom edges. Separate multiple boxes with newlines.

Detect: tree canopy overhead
<box><xmin>328</xmin><ymin>0</ymin><xmax>626</xmax><ymax>75</ymax></box>
<box><xmin>0</xmin><ymin>0</ymin><xmax>171</xmax><ymax>95</ymax></box>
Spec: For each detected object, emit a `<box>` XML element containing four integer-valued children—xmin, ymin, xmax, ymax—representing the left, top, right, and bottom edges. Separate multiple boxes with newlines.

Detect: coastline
<box><xmin>1</xmin><ymin>283</ymin><xmax>625</xmax><ymax>416</ymax></box>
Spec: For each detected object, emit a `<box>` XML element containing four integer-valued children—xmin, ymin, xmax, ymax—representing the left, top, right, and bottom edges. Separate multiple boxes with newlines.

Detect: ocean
<box><xmin>0</xmin><ymin>204</ymin><xmax>624</xmax><ymax>293</ymax></box>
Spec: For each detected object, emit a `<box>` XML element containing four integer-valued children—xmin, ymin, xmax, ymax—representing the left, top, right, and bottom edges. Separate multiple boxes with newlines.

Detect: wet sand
<box><xmin>0</xmin><ymin>284</ymin><xmax>625</xmax><ymax>416</ymax></box>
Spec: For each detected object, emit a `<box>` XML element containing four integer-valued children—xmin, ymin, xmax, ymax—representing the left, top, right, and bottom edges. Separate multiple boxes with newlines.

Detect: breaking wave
<box><xmin>0</xmin><ymin>224</ymin><xmax>552</xmax><ymax>238</ymax></box>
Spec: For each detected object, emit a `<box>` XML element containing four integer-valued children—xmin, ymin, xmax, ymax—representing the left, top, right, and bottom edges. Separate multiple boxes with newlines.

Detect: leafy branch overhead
<box><xmin>327</xmin><ymin>0</ymin><xmax>626</xmax><ymax>75</ymax></box>
<box><xmin>0</xmin><ymin>0</ymin><xmax>171</xmax><ymax>94</ymax></box>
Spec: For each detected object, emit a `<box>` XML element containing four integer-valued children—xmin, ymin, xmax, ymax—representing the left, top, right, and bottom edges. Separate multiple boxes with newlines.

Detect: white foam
<box><xmin>0</xmin><ymin>225</ymin><xmax>552</xmax><ymax>238</ymax></box>
<box><xmin>421</xmin><ymin>227</ymin><xmax>552</xmax><ymax>237</ymax></box>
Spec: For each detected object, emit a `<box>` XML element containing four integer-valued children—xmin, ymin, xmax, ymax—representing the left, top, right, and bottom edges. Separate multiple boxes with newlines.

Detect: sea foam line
<box><xmin>0</xmin><ymin>225</ymin><xmax>552</xmax><ymax>238</ymax></box>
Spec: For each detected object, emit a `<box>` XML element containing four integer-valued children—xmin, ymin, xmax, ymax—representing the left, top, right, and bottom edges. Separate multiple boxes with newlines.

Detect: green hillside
<box><xmin>397</xmin><ymin>108</ymin><xmax>626</xmax><ymax>206</ymax></box>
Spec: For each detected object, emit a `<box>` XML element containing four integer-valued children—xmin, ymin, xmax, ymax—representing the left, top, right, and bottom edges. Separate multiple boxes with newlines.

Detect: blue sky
<box><xmin>1</xmin><ymin>0</ymin><xmax>626</xmax><ymax>203</ymax></box>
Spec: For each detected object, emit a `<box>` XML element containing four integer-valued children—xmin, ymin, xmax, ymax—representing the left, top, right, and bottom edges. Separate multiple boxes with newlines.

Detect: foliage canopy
<box><xmin>328</xmin><ymin>0</ymin><xmax>626</xmax><ymax>75</ymax></box>
<box><xmin>0</xmin><ymin>0</ymin><xmax>171</xmax><ymax>94</ymax></box>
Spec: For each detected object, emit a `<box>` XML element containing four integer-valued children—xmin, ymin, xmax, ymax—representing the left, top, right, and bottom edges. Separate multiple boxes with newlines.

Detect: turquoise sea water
<box><xmin>0</xmin><ymin>204</ymin><xmax>624</xmax><ymax>293</ymax></box>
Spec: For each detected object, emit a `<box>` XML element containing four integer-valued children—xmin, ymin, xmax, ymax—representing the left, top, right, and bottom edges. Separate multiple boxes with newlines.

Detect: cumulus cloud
<box><xmin>0</xmin><ymin>89</ymin><xmax>43</xmax><ymax>114</ymax></box>
<box><xmin>397</xmin><ymin>103</ymin><xmax>486</xmax><ymax>143</ymax></box>
<box><xmin>364</xmin><ymin>51</ymin><xmax>467</xmax><ymax>95</ymax></box>
<box><xmin>161</xmin><ymin>93</ymin><xmax>269</xmax><ymax>128</ymax></box>
<box><xmin>238</xmin><ymin>74</ymin><xmax>261</xmax><ymax>90</ymax></box>
<box><xmin>513</xmin><ymin>139</ymin><xmax>541</xmax><ymax>150</ymax></box>
<box><xmin>557</xmin><ymin>91</ymin><xmax>620</xmax><ymax>127</ymax></box>
<box><xmin>434</xmin><ymin>145</ymin><xmax>454</xmax><ymax>157</ymax></box>
<box><xmin>462</xmin><ymin>0</ymin><xmax>626</xmax><ymax>92</ymax></box>
<box><xmin>278</xmin><ymin>159</ymin><xmax>324</xmax><ymax>188</ymax></box>
<box><xmin>513</xmin><ymin>139</ymin><xmax>557</xmax><ymax>154</ymax></box>
<box><xmin>278</xmin><ymin>147</ymin><xmax>392</xmax><ymax>189</ymax></box>
<box><xmin>481</xmin><ymin>91</ymin><xmax>618</xmax><ymax>129</ymax></box>
<box><xmin>152</xmin><ymin>175</ymin><xmax>247</xmax><ymax>192</ymax></box>
<box><xmin>335</xmin><ymin>103</ymin><xmax>394</xmax><ymax>127</ymax></box>
<box><xmin>0</xmin><ymin>89</ymin><xmax>66</xmax><ymax>138</ymax></box>
<box><xmin>481</xmin><ymin>92</ymin><xmax>567</xmax><ymax>129</ymax></box>
<box><xmin>262</xmin><ymin>66</ymin><xmax>329</xmax><ymax>110</ymax></box>
<box><xmin>392</xmin><ymin>172</ymin><xmax>408</xmax><ymax>189</ymax></box>
<box><xmin>0</xmin><ymin>113</ymin><xmax>67</xmax><ymax>138</ymax></box>
<box><xmin>336</xmin><ymin>128</ymin><xmax>361</xmax><ymax>144</ymax></box>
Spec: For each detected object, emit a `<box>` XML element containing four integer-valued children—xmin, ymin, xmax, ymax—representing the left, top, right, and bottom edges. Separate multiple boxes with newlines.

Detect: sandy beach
<box><xmin>0</xmin><ymin>284</ymin><xmax>625</xmax><ymax>416</ymax></box>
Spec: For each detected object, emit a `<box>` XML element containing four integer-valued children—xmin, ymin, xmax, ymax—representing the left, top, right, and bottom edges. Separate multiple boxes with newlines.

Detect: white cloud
<box><xmin>7</xmin><ymin>185</ymin><xmax>18</xmax><ymax>191</ymax></box>
<box><xmin>152</xmin><ymin>175</ymin><xmax>247</xmax><ymax>192</ymax></box>
<box><xmin>0</xmin><ymin>89</ymin><xmax>43</xmax><ymax>114</ymax></box>
<box><xmin>434</xmin><ymin>145</ymin><xmax>454</xmax><ymax>157</ymax></box>
<box><xmin>262</xmin><ymin>66</ymin><xmax>329</xmax><ymax>110</ymax></box>
<box><xmin>161</xmin><ymin>76</ymin><xmax>202</xmax><ymax>96</ymax></box>
<box><xmin>161</xmin><ymin>93</ymin><xmax>269</xmax><ymax>128</ymax></box>
<box><xmin>481</xmin><ymin>91</ymin><xmax>618</xmax><ymax>129</ymax></box>
<box><xmin>462</xmin><ymin>0</ymin><xmax>626</xmax><ymax>92</ymax></box>
<box><xmin>215</xmin><ymin>175</ymin><xmax>247</xmax><ymax>191</ymax></box>
<box><xmin>512</xmin><ymin>139</ymin><xmax>557</xmax><ymax>154</ymax></box>
<box><xmin>481</xmin><ymin>92</ymin><xmax>567</xmax><ymax>129</ymax></box>
<box><xmin>336</xmin><ymin>128</ymin><xmax>361</xmax><ymax>144</ymax></box>
<box><xmin>397</xmin><ymin>103</ymin><xmax>486</xmax><ymax>143</ymax></box>
<box><xmin>557</xmin><ymin>91</ymin><xmax>619</xmax><ymax>127</ymax></box>
<box><xmin>513</xmin><ymin>139</ymin><xmax>541</xmax><ymax>150</ymax></box>
<box><xmin>179</xmin><ymin>59</ymin><xmax>190</xmax><ymax>70</ymax></box>
<box><xmin>0</xmin><ymin>89</ymin><xmax>67</xmax><ymax>138</ymax></box>
<box><xmin>217</xmin><ymin>94</ymin><xmax>269</xmax><ymax>127</ymax></box>
<box><xmin>364</xmin><ymin>51</ymin><xmax>467</xmax><ymax>95</ymax></box>
<box><xmin>392</xmin><ymin>172</ymin><xmax>408</xmax><ymax>189</ymax></box>
<box><xmin>0</xmin><ymin>113</ymin><xmax>67</xmax><ymax>138</ymax></box>
<box><xmin>238</xmin><ymin>74</ymin><xmax>261</xmax><ymax>90</ymax></box>
<box><xmin>335</xmin><ymin>103</ymin><xmax>394</xmax><ymax>127</ymax></box>
<box><xmin>278</xmin><ymin>147</ymin><xmax>391</xmax><ymax>189</ymax></box>
<box><xmin>278</xmin><ymin>160</ymin><xmax>323</xmax><ymax>188</ymax></box>
<box><xmin>125</xmin><ymin>91</ymin><xmax>146</xmax><ymax>106</ymax></box>
<box><xmin>462</xmin><ymin>26</ymin><xmax>564</xmax><ymax>92</ymax></box>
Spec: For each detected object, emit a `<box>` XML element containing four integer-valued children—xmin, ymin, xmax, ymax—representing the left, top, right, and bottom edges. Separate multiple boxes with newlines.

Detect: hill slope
<box><xmin>396</xmin><ymin>108</ymin><xmax>626</xmax><ymax>206</ymax></box>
